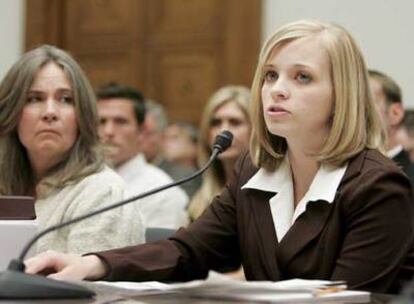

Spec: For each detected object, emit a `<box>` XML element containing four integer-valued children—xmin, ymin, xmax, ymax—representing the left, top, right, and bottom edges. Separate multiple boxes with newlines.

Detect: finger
<box><xmin>47</xmin><ymin>266</ymin><xmax>83</xmax><ymax>281</ymax></box>
<box><xmin>25</xmin><ymin>257</ymin><xmax>54</xmax><ymax>274</ymax></box>
<box><xmin>25</xmin><ymin>251</ymin><xmax>59</xmax><ymax>274</ymax></box>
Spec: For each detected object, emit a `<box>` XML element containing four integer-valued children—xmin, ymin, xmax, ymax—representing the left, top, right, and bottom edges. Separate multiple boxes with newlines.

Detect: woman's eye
<box><xmin>26</xmin><ymin>95</ymin><xmax>41</xmax><ymax>103</ymax></box>
<box><xmin>229</xmin><ymin>118</ymin><xmax>244</xmax><ymax>127</ymax></box>
<box><xmin>60</xmin><ymin>95</ymin><xmax>74</xmax><ymax>104</ymax></box>
<box><xmin>264</xmin><ymin>70</ymin><xmax>278</xmax><ymax>82</ymax></box>
<box><xmin>296</xmin><ymin>72</ymin><xmax>312</xmax><ymax>84</ymax></box>
<box><xmin>209</xmin><ymin>118</ymin><xmax>222</xmax><ymax>127</ymax></box>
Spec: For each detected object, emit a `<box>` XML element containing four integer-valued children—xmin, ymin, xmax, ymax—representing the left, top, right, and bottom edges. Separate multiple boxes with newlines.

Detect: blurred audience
<box><xmin>96</xmin><ymin>83</ymin><xmax>189</xmax><ymax>229</ymax></box>
<box><xmin>188</xmin><ymin>85</ymin><xmax>251</xmax><ymax>221</ymax></box>
<box><xmin>142</xmin><ymin>100</ymin><xmax>201</xmax><ymax>197</ymax></box>
<box><xmin>397</xmin><ymin>111</ymin><xmax>414</xmax><ymax>162</ymax></box>
<box><xmin>0</xmin><ymin>45</ymin><xmax>144</xmax><ymax>254</ymax></box>
<box><xmin>163</xmin><ymin>121</ymin><xmax>199</xmax><ymax>171</ymax></box>
<box><xmin>369</xmin><ymin>70</ymin><xmax>414</xmax><ymax>183</ymax></box>
<box><xmin>140</xmin><ymin>100</ymin><xmax>167</xmax><ymax>165</ymax></box>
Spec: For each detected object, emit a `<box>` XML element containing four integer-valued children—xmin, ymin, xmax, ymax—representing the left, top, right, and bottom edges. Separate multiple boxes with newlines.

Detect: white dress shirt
<box><xmin>387</xmin><ymin>144</ymin><xmax>404</xmax><ymax>159</ymax></box>
<box><xmin>116</xmin><ymin>154</ymin><xmax>189</xmax><ymax>229</ymax></box>
<box><xmin>242</xmin><ymin>157</ymin><xmax>347</xmax><ymax>242</ymax></box>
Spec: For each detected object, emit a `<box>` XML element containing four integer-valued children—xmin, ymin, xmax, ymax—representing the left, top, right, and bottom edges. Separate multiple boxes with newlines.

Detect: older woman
<box><xmin>188</xmin><ymin>85</ymin><xmax>251</xmax><ymax>220</ymax></box>
<box><xmin>0</xmin><ymin>45</ymin><xmax>144</xmax><ymax>254</ymax></box>
<box><xmin>26</xmin><ymin>21</ymin><xmax>413</xmax><ymax>293</ymax></box>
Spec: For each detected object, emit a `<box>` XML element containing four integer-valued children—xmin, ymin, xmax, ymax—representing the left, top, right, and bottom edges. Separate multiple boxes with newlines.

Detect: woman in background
<box><xmin>0</xmin><ymin>45</ymin><xmax>144</xmax><ymax>254</ymax></box>
<box><xmin>188</xmin><ymin>85</ymin><xmax>251</xmax><ymax>220</ymax></box>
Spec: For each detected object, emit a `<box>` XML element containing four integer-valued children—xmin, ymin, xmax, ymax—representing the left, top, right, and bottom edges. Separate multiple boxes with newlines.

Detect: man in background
<box><xmin>96</xmin><ymin>83</ymin><xmax>189</xmax><ymax>229</ymax></box>
<box><xmin>139</xmin><ymin>100</ymin><xmax>167</xmax><ymax>166</ymax></box>
<box><xmin>369</xmin><ymin>70</ymin><xmax>414</xmax><ymax>183</ymax></box>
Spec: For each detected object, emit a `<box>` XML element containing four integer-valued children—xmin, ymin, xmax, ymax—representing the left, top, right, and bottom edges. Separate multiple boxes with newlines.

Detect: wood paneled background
<box><xmin>26</xmin><ymin>0</ymin><xmax>261</xmax><ymax>124</ymax></box>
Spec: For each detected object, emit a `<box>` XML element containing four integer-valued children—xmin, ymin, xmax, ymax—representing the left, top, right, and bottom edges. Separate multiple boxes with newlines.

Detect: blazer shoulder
<box><xmin>363</xmin><ymin>149</ymin><xmax>399</xmax><ymax>169</ymax></box>
<box><xmin>362</xmin><ymin>149</ymin><xmax>413</xmax><ymax>186</ymax></box>
<box><xmin>340</xmin><ymin>149</ymin><xmax>413</xmax><ymax>210</ymax></box>
<box><xmin>344</xmin><ymin>149</ymin><xmax>403</xmax><ymax>182</ymax></box>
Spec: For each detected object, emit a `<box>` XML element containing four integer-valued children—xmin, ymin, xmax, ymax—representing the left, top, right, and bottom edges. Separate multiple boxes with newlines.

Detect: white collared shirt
<box><xmin>387</xmin><ymin>145</ymin><xmax>404</xmax><ymax>159</ymax></box>
<box><xmin>242</xmin><ymin>157</ymin><xmax>347</xmax><ymax>242</ymax></box>
<box><xmin>116</xmin><ymin>154</ymin><xmax>189</xmax><ymax>229</ymax></box>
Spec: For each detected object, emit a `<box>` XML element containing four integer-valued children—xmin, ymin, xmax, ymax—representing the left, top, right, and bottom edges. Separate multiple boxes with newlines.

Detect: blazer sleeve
<box><xmin>93</xmin><ymin>155</ymin><xmax>249</xmax><ymax>282</ymax></box>
<box><xmin>331</xmin><ymin>166</ymin><xmax>414</xmax><ymax>292</ymax></box>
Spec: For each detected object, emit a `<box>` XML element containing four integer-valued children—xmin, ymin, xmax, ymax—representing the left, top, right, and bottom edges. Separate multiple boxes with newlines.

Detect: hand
<box><xmin>24</xmin><ymin>250</ymin><xmax>108</xmax><ymax>281</ymax></box>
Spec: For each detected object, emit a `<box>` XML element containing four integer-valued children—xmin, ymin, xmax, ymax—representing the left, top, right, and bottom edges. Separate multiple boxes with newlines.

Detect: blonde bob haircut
<box><xmin>188</xmin><ymin>85</ymin><xmax>251</xmax><ymax>220</ymax></box>
<box><xmin>0</xmin><ymin>45</ymin><xmax>103</xmax><ymax>197</ymax></box>
<box><xmin>250</xmin><ymin>19</ymin><xmax>385</xmax><ymax>171</ymax></box>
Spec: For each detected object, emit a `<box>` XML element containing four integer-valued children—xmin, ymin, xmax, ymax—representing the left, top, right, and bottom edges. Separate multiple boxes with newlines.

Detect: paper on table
<box><xmin>204</xmin><ymin>290</ymin><xmax>371</xmax><ymax>303</ymax></box>
<box><xmin>94</xmin><ymin>271</ymin><xmax>370</xmax><ymax>303</ymax></box>
<box><xmin>93</xmin><ymin>271</ymin><xmax>231</xmax><ymax>292</ymax></box>
<box><xmin>168</xmin><ymin>272</ymin><xmax>345</xmax><ymax>294</ymax></box>
<box><xmin>95</xmin><ymin>280</ymin><xmax>171</xmax><ymax>292</ymax></box>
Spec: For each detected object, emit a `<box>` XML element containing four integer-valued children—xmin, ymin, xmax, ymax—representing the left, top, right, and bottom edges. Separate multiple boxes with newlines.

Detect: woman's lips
<box><xmin>37</xmin><ymin>129</ymin><xmax>60</xmax><ymax>136</ymax></box>
<box><xmin>266</xmin><ymin>105</ymin><xmax>290</xmax><ymax>117</ymax></box>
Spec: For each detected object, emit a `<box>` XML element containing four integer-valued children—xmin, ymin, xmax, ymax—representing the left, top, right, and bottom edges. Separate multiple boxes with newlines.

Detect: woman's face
<box><xmin>208</xmin><ymin>100</ymin><xmax>251</xmax><ymax>161</ymax></box>
<box><xmin>261</xmin><ymin>36</ymin><xmax>333</xmax><ymax>151</ymax></box>
<box><xmin>17</xmin><ymin>62</ymin><xmax>78</xmax><ymax>177</ymax></box>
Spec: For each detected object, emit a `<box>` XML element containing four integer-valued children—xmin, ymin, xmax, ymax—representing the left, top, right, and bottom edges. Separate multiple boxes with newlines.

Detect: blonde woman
<box><xmin>0</xmin><ymin>45</ymin><xmax>144</xmax><ymax>254</ymax></box>
<box><xmin>26</xmin><ymin>21</ymin><xmax>413</xmax><ymax>293</ymax></box>
<box><xmin>188</xmin><ymin>85</ymin><xmax>251</xmax><ymax>220</ymax></box>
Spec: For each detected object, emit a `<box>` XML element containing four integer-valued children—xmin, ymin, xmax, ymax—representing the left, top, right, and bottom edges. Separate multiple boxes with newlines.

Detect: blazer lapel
<box><xmin>274</xmin><ymin>151</ymin><xmax>365</xmax><ymax>267</ymax></box>
<box><xmin>276</xmin><ymin>200</ymin><xmax>334</xmax><ymax>267</ymax></box>
<box><xmin>248</xmin><ymin>189</ymin><xmax>282</xmax><ymax>280</ymax></box>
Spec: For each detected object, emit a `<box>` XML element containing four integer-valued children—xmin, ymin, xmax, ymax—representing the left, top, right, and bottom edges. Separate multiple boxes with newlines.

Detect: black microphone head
<box><xmin>213</xmin><ymin>131</ymin><xmax>233</xmax><ymax>153</ymax></box>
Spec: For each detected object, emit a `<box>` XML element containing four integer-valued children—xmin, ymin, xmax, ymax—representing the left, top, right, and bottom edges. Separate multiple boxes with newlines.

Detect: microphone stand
<box><xmin>0</xmin><ymin>131</ymin><xmax>233</xmax><ymax>299</ymax></box>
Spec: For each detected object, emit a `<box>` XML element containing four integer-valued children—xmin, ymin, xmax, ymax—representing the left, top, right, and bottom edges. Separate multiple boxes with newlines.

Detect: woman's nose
<box><xmin>270</xmin><ymin>78</ymin><xmax>290</xmax><ymax>100</ymax></box>
<box><xmin>218</xmin><ymin>121</ymin><xmax>231</xmax><ymax>132</ymax></box>
<box><xmin>42</xmin><ymin>99</ymin><xmax>59</xmax><ymax>122</ymax></box>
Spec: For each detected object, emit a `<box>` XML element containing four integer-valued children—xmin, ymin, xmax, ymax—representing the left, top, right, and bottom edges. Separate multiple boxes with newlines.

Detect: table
<box><xmin>0</xmin><ymin>282</ymin><xmax>399</xmax><ymax>304</ymax></box>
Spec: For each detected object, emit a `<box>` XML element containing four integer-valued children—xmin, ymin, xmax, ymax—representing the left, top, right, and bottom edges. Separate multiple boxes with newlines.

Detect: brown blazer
<box><xmin>96</xmin><ymin>149</ymin><xmax>414</xmax><ymax>293</ymax></box>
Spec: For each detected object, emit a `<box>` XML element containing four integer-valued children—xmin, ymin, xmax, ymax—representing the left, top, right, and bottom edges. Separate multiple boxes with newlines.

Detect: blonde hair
<box><xmin>0</xmin><ymin>45</ymin><xmax>103</xmax><ymax>197</ymax></box>
<box><xmin>250</xmin><ymin>20</ymin><xmax>385</xmax><ymax>171</ymax></box>
<box><xmin>188</xmin><ymin>85</ymin><xmax>251</xmax><ymax>220</ymax></box>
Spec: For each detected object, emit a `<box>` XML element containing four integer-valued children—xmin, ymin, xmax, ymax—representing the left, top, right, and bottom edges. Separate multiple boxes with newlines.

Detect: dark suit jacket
<box><xmin>393</xmin><ymin>149</ymin><xmax>414</xmax><ymax>184</ymax></box>
<box><xmin>96</xmin><ymin>149</ymin><xmax>414</xmax><ymax>293</ymax></box>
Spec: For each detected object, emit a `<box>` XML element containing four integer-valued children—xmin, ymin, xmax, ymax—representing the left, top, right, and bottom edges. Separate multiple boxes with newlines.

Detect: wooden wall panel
<box><xmin>75</xmin><ymin>53</ymin><xmax>137</xmax><ymax>89</ymax></box>
<box><xmin>146</xmin><ymin>0</ymin><xmax>222</xmax><ymax>44</ymax></box>
<box><xmin>62</xmin><ymin>0</ymin><xmax>145</xmax><ymax>87</ymax></box>
<box><xmin>63</xmin><ymin>0</ymin><xmax>144</xmax><ymax>51</ymax></box>
<box><xmin>25</xmin><ymin>0</ymin><xmax>261</xmax><ymax>124</ymax></box>
<box><xmin>25</xmin><ymin>0</ymin><xmax>63</xmax><ymax>49</ymax></box>
<box><xmin>146</xmin><ymin>48</ymin><xmax>220</xmax><ymax>120</ymax></box>
<box><xmin>224</xmin><ymin>0</ymin><xmax>262</xmax><ymax>86</ymax></box>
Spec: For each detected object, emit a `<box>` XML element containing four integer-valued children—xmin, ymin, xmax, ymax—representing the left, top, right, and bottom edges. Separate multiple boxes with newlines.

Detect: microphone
<box><xmin>0</xmin><ymin>131</ymin><xmax>233</xmax><ymax>299</ymax></box>
<box><xmin>213</xmin><ymin>130</ymin><xmax>233</xmax><ymax>153</ymax></box>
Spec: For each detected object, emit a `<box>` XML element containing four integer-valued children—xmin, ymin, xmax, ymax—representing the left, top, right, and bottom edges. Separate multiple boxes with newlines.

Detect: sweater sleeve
<box><xmin>49</xmin><ymin>168</ymin><xmax>145</xmax><ymax>254</ymax></box>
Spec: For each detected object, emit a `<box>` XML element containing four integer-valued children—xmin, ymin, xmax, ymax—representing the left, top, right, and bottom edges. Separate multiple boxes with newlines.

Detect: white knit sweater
<box><xmin>35</xmin><ymin>166</ymin><xmax>145</xmax><ymax>254</ymax></box>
